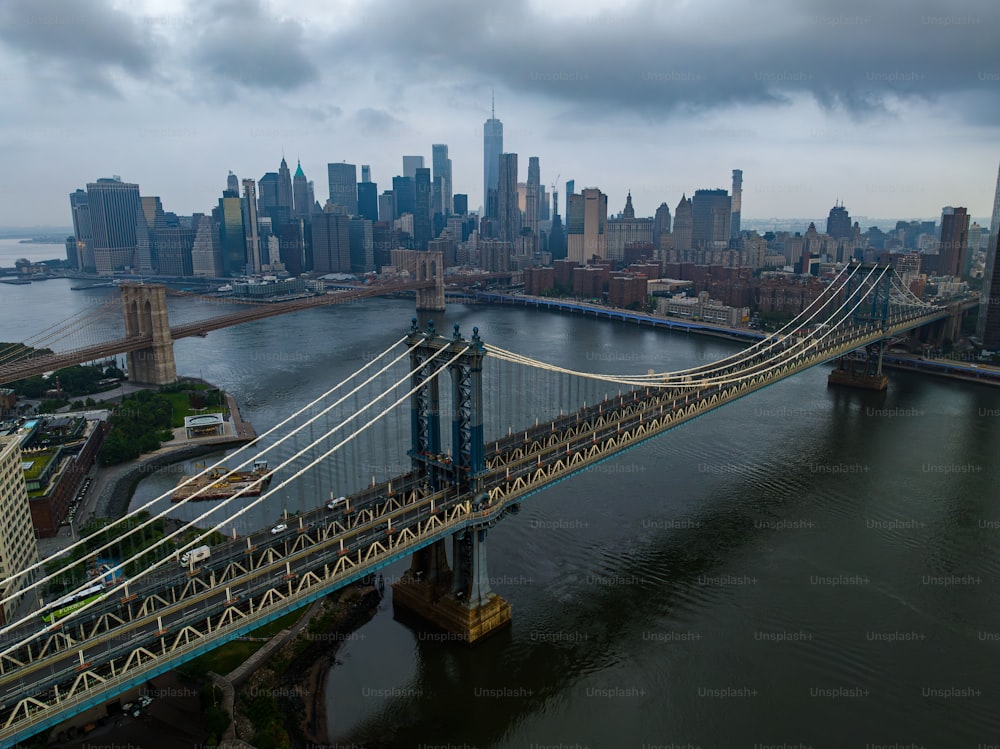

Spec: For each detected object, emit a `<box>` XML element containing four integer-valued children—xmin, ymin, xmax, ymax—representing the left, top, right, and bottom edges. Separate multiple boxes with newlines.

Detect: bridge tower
<box><xmin>120</xmin><ymin>283</ymin><xmax>177</xmax><ymax>385</ymax></box>
<box><xmin>828</xmin><ymin>264</ymin><xmax>891</xmax><ymax>391</ymax></box>
<box><xmin>393</xmin><ymin>319</ymin><xmax>511</xmax><ymax>643</ymax></box>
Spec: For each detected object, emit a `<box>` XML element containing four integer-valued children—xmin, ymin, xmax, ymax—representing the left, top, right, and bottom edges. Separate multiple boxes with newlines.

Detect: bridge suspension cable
<box><xmin>484</xmin><ymin>264</ymin><xmax>897</xmax><ymax>389</ymax></box>
<box><xmin>0</xmin><ymin>334</ymin><xmax>415</xmax><ymax>624</ymax></box>
<box><xmin>0</xmin><ymin>340</ymin><xmax>469</xmax><ymax>652</ymax></box>
<box><xmin>0</xmin><ymin>298</ymin><xmax>122</xmax><ymax>366</ymax></box>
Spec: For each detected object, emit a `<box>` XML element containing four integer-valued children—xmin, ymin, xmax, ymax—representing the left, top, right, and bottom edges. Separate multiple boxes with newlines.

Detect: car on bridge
<box><xmin>270</xmin><ymin>523</ymin><xmax>288</xmax><ymax>535</ymax></box>
<box><xmin>326</xmin><ymin>496</ymin><xmax>347</xmax><ymax>511</ymax></box>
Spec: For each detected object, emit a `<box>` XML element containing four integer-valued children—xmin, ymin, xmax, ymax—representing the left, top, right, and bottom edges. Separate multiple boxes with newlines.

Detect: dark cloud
<box><xmin>321</xmin><ymin>0</ymin><xmax>997</xmax><ymax>123</ymax></box>
<box><xmin>189</xmin><ymin>0</ymin><xmax>319</xmax><ymax>91</ymax></box>
<box><xmin>352</xmin><ymin>108</ymin><xmax>406</xmax><ymax>135</ymax></box>
<box><xmin>0</xmin><ymin>0</ymin><xmax>157</xmax><ymax>94</ymax></box>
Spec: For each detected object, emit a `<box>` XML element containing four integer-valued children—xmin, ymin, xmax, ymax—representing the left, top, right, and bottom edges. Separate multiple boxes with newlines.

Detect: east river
<box><xmin>2</xmin><ymin>278</ymin><xmax>1000</xmax><ymax>747</ymax></box>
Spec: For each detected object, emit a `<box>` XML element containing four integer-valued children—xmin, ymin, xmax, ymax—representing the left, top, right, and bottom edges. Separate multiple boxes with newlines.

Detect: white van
<box><xmin>180</xmin><ymin>545</ymin><xmax>210</xmax><ymax>567</ymax></box>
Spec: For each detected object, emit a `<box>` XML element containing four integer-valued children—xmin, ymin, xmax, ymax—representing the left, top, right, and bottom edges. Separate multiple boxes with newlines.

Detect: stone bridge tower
<box><xmin>120</xmin><ymin>283</ymin><xmax>177</xmax><ymax>385</ymax></box>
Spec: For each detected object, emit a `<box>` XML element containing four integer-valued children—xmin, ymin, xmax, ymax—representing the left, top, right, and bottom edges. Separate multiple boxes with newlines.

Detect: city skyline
<box><xmin>0</xmin><ymin>0</ymin><xmax>996</xmax><ymax>226</ymax></box>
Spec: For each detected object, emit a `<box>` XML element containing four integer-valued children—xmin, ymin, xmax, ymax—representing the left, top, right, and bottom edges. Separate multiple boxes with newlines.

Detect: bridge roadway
<box><xmin>0</xmin><ymin>305</ymin><xmax>946</xmax><ymax>743</ymax></box>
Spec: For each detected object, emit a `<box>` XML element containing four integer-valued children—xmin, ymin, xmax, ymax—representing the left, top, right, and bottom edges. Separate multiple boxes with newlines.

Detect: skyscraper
<box><xmin>292</xmin><ymin>161</ymin><xmax>310</xmax><ymax>219</ymax></box>
<box><xmin>432</xmin><ymin>144</ymin><xmax>453</xmax><ymax>218</ymax></box>
<box><xmin>978</xmin><ymin>162</ymin><xmax>1000</xmax><ymax>347</ymax></box>
<box><xmin>414</xmin><ymin>167</ymin><xmax>432</xmax><ymax>250</ymax></box>
<box><xmin>327</xmin><ymin>163</ymin><xmax>358</xmax><ymax>215</ymax></box>
<box><xmin>453</xmin><ymin>194</ymin><xmax>468</xmax><ymax>216</ymax></box>
<box><xmin>86</xmin><ymin>177</ymin><xmax>143</xmax><ymax>275</ymax></box>
<box><xmin>218</xmin><ymin>190</ymin><xmax>245</xmax><ymax>276</ymax></box>
<box><xmin>483</xmin><ymin>100</ymin><xmax>503</xmax><ymax>218</ymax></box>
<box><xmin>691</xmin><ymin>189</ymin><xmax>731</xmax><ymax>249</ymax></box>
<box><xmin>358</xmin><ymin>179</ymin><xmax>379</xmax><ymax>222</ymax></box>
<box><xmin>565</xmin><ymin>180</ymin><xmax>575</xmax><ymax>220</ymax></box>
<box><xmin>242</xmin><ymin>179</ymin><xmax>262</xmax><ymax>274</ymax></box>
<box><xmin>348</xmin><ymin>217</ymin><xmax>375</xmax><ymax>273</ymax></box>
<box><xmin>566</xmin><ymin>188</ymin><xmax>607</xmax><ymax>263</ymax></box>
<box><xmin>730</xmin><ymin>169</ymin><xmax>743</xmax><ymax>240</ymax></box>
<box><xmin>69</xmin><ymin>189</ymin><xmax>94</xmax><ymax>271</ymax></box>
<box><xmin>673</xmin><ymin>194</ymin><xmax>693</xmax><ymax>251</ymax></box>
<box><xmin>258</xmin><ymin>172</ymin><xmax>280</xmax><ymax>216</ymax></box>
<box><xmin>526</xmin><ymin>156</ymin><xmax>541</xmax><ymax>247</ymax></box>
<box><xmin>392</xmin><ymin>176</ymin><xmax>415</xmax><ymax>218</ymax></box>
<box><xmin>403</xmin><ymin>156</ymin><xmax>424</xmax><ymax>181</ymax></box>
<box><xmin>191</xmin><ymin>215</ymin><xmax>223</xmax><ymax>277</ymax></box>
<box><xmin>277</xmin><ymin>157</ymin><xmax>293</xmax><ymax>213</ymax></box>
<box><xmin>826</xmin><ymin>202</ymin><xmax>852</xmax><ymax>239</ymax></box>
<box><xmin>227</xmin><ymin>171</ymin><xmax>239</xmax><ymax>195</ymax></box>
<box><xmin>311</xmin><ymin>204</ymin><xmax>351</xmax><ymax>274</ymax></box>
<box><xmin>654</xmin><ymin>202</ymin><xmax>672</xmax><ymax>241</ymax></box>
<box><xmin>938</xmin><ymin>206</ymin><xmax>970</xmax><ymax>278</ymax></box>
<box><xmin>497</xmin><ymin>153</ymin><xmax>520</xmax><ymax>244</ymax></box>
<box><xmin>379</xmin><ymin>191</ymin><xmax>395</xmax><ymax>223</ymax></box>
<box><xmin>361</xmin><ymin>165</ymin><xmax>371</xmax><ymax>183</ymax></box>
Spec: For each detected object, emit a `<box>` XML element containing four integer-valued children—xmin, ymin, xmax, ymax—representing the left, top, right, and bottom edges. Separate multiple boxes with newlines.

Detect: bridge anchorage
<box><xmin>392</xmin><ymin>319</ymin><xmax>513</xmax><ymax>643</ymax></box>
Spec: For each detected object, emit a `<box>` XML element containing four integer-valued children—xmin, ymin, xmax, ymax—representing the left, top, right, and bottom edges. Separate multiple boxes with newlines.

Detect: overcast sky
<box><xmin>1</xmin><ymin>0</ymin><xmax>997</xmax><ymax>228</ymax></box>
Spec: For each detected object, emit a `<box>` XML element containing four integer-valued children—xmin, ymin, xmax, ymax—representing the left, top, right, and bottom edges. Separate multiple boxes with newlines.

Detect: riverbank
<box><xmin>227</xmin><ymin>584</ymin><xmax>383</xmax><ymax>748</ymax></box>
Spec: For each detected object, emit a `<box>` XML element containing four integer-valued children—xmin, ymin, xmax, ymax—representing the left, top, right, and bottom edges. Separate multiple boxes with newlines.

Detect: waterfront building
<box><xmin>483</xmin><ymin>106</ymin><xmax>503</xmax><ymax>218</ymax></box>
<box><xmin>242</xmin><ymin>179</ymin><xmax>262</xmax><ymax>274</ymax></box>
<box><xmin>192</xmin><ymin>216</ymin><xmax>223</xmax><ymax>277</ymax></box>
<box><xmin>86</xmin><ymin>177</ymin><xmax>143</xmax><ymax>275</ymax></box>
<box><xmin>566</xmin><ymin>188</ymin><xmax>608</xmax><ymax>263</ymax></box>
<box><xmin>69</xmin><ymin>189</ymin><xmax>94</xmax><ymax>271</ymax></box>
<box><xmin>312</xmin><ymin>204</ymin><xmax>351</xmax><ymax>274</ymax></box>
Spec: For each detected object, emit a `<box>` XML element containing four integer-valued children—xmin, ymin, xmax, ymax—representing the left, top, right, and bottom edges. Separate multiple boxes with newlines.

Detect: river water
<box><xmin>3</xmin><ymin>279</ymin><xmax>1000</xmax><ymax>747</ymax></box>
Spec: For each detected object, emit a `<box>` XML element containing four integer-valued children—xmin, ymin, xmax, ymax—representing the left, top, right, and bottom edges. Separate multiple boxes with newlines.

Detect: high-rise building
<box><xmin>453</xmin><ymin>194</ymin><xmax>468</xmax><ymax>216</ymax></box>
<box><xmin>327</xmin><ymin>163</ymin><xmax>358</xmax><ymax>215</ymax></box>
<box><xmin>258</xmin><ymin>172</ymin><xmax>279</xmax><ymax>217</ymax></box>
<box><xmin>938</xmin><ymin>206</ymin><xmax>970</xmax><ymax>278</ymax></box>
<box><xmin>379</xmin><ymin>191</ymin><xmax>395</xmax><ymax>223</ymax></box>
<box><xmin>358</xmin><ymin>180</ymin><xmax>378</xmax><ymax>221</ymax></box>
<box><xmin>566</xmin><ymin>188</ymin><xmax>607</xmax><ymax>263</ymax></box>
<box><xmin>69</xmin><ymin>189</ymin><xmax>94</xmax><ymax>271</ymax></box>
<box><xmin>483</xmin><ymin>102</ymin><xmax>503</xmax><ymax>218</ymax></box>
<box><xmin>277</xmin><ymin>157</ymin><xmax>293</xmax><ymax>213</ymax></box>
<box><xmin>227</xmin><ymin>171</ymin><xmax>239</xmax><ymax>194</ymax></box>
<box><xmin>348</xmin><ymin>217</ymin><xmax>375</xmax><ymax>273</ymax></box>
<box><xmin>673</xmin><ymin>195</ymin><xmax>693</xmax><ymax>251</ymax></box>
<box><xmin>654</xmin><ymin>202</ymin><xmax>672</xmax><ymax>241</ymax></box>
<box><xmin>979</xmin><ymin>163</ymin><xmax>1000</xmax><ymax>347</ymax></box>
<box><xmin>86</xmin><ymin>177</ymin><xmax>142</xmax><ymax>275</ymax></box>
<box><xmin>826</xmin><ymin>202</ymin><xmax>852</xmax><ymax>239</ymax></box>
<box><xmin>731</xmin><ymin>169</ymin><xmax>743</xmax><ymax>240</ymax></box>
<box><xmin>155</xmin><ymin>226</ymin><xmax>196</xmax><ymax>276</ymax></box>
<box><xmin>414</xmin><ymin>167</ymin><xmax>432</xmax><ymax>250</ymax></box>
<box><xmin>392</xmin><ymin>176</ymin><xmax>415</xmax><ymax>219</ymax></box>
<box><xmin>311</xmin><ymin>204</ymin><xmax>351</xmax><ymax>274</ymax></box>
<box><xmin>277</xmin><ymin>220</ymin><xmax>305</xmax><ymax>276</ymax></box>
<box><xmin>497</xmin><ymin>153</ymin><xmax>519</xmax><ymax>244</ymax></box>
<box><xmin>0</xmin><ymin>436</ymin><xmax>40</xmax><ymax>626</ymax></box>
<box><xmin>218</xmin><ymin>190</ymin><xmax>246</xmax><ymax>276</ymax></box>
<box><xmin>361</xmin><ymin>165</ymin><xmax>371</xmax><ymax>183</ymax></box>
<box><xmin>607</xmin><ymin>193</ymin><xmax>654</xmax><ymax>262</ymax></box>
<box><xmin>242</xmin><ymin>179</ymin><xmax>262</xmax><ymax>274</ymax></box>
<box><xmin>432</xmin><ymin>144</ymin><xmax>453</xmax><ymax>218</ymax></box>
<box><xmin>403</xmin><ymin>156</ymin><xmax>424</xmax><ymax>181</ymax></box>
<box><xmin>292</xmin><ymin>160</ymin><xmax>310</xmax><ymax>219</ymax></box>
<box><xmin>526</xmin><ymin>156</ymin><xmax>541</xmax><ymax>247</ymax></box>
<box><xmin>192</xmin><ymin>215</ymin><xmax>223</xmax><ymax>277</ymax></box>
<box><xmin>565</xmin><ymin>180</ymin><xmax>575</xmax><ymax>219</ymax></box>
<box><xmin>691</xmin><ymin>189</ymin><xmax>731</xmax><ymax>249</ymax></box>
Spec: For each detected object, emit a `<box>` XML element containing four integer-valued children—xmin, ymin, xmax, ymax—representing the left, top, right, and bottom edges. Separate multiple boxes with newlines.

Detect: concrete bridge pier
<box><xmin>121</xmin><ymin>283</ymin><xmax>177</xmax><ymax>385</ymax></box>
<box><xmin>828</xmin><ymin>340</ymin><xmax>888</xmax><ymax>391</ymax></box>
<box><xmin>392</xmin><ymin>527</ymin><xmax>511</xmax><ymax>644</ymax></box>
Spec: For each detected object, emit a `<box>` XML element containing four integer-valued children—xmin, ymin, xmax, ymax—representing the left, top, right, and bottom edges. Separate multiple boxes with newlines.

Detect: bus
<box><xmin>40</xmin><ymin>583</ymin><xmax>106</xmax><ymax>624</ymax></box>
